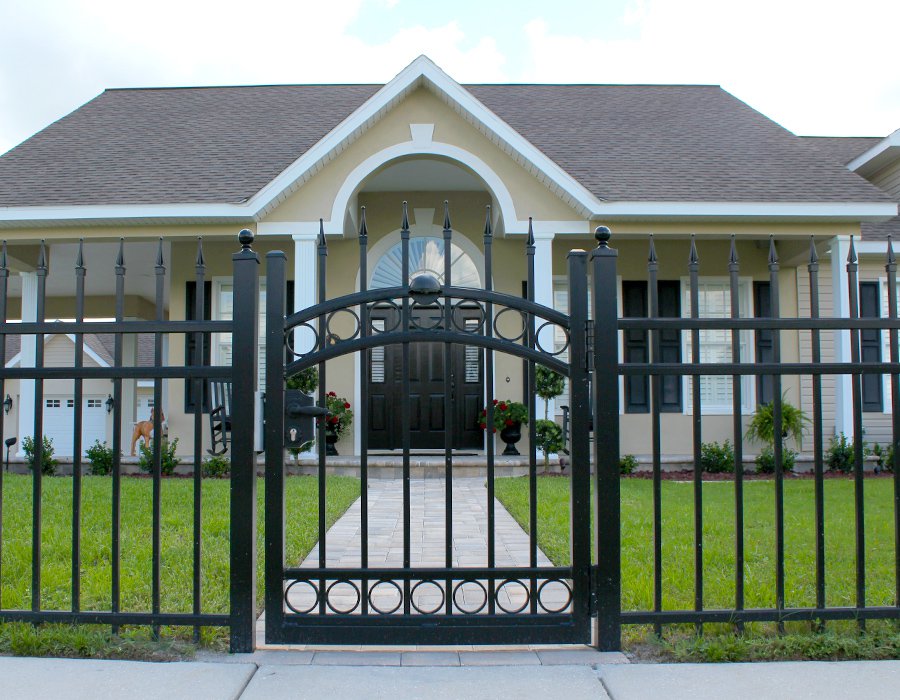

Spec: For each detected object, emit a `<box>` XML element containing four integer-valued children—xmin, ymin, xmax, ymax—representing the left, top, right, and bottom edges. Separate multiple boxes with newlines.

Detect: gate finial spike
<box><xmin>317</xmin><ymin>218</ymin><xmax>327</xmax><ymax>249</ymax></box>
<box><xmin>37</xmin><ymin>240</ymin><xmax>47</xmax><ymax>270</ymax></box>
<box><xmin>689</xmin><ymin>234</ymin><xmax>699</xmax><ymax>265</ymax></box>
<box><xmin>76</xmin><ymin>238</ymin><xmax>85</xmax><ymax>269</ymax></box>
<box><xmin>887</xmin><ymin>235</ymin><xmax>895</xmax><ymax>265</ymax></box>
<box><xmin>401</xmin><ymin>201</ymin><xmax>409</xmax><ymax>231</ymax></box>
<box><xmin>443</xmin><ymin>200</ymin><xmax>451</xmax><ymax>231</ymax></box>
<box><xmin>647</xmin><ymin>234</ymin><xmax>657</xmax><ymax>264</ymax></box>
<box><xmin>483</xmin><ymin>205</ymin><xmax>492</xmax><ymax>239</ymax></box>
<box><xmin>809</xmin><ymin>236</ymin><xmax>819</xmax><ymax>265</ymax></box>
<box><xmin>156</xmin><ymin>237</ymin><xmax>165</xmax><ymax>268</ymax></box>
<box><xmin>767</xmin><ymin>235</ymin><xmax>778</xmax><ymax>265</ymax></box>
<box><xmin>527</xmin><ymin>217</ymin><xmax>535</xmax><ymax>247</ymax></box>
<box><xmin>116</xmin><ymin>238</ymin><xmax>125</xmax><ymax>269</ymax></box>
<box><xmin>729</xmin><ymin>235</ymin><xmax>739</xmax><ymax>266</ymax></box>
<box><xmin>195</xmin><ymin>237</ymin><xmax>205</xmax><ymax>268</ymax></box>
<box><xmin>359</xmin><ymin>206</ymin><xmax>368</xmax><ymax>240</ymax></box>
<box><xmin>848</xmin><ymin>235</ymin><xmax>858</xmax><ymax>264</ymax></box>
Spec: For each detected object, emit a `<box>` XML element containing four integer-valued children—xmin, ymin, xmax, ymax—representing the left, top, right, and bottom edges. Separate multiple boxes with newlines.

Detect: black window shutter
<box><xmin>860</xmin><ymin>281</ymin><xmax>883</xmax><ymax>412</ymax></box>
<box><xmin>754</xmin><ymin>282</ymin><xmax>775</xmax><ymax>406</ymax></box>
<box><xmin>658</xmin><ymin>281</ymin><xmax>682</xmax><ymax>412</ymax></box>
<box><xmin>184</xmin><ymin>280</ymin><xmax>212</xmax><ymax>412</ymax></box>
<box><xmin>622</xmin><ymin>281</ymin><xmax>649</xmax><ymax>413</ymax></box>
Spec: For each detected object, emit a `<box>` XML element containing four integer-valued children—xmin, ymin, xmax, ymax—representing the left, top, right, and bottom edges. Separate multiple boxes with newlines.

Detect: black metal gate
<box><xmin>263</xmin><ymin>203</ymin><xmax>613</xmax><ymax>646</ymax></box>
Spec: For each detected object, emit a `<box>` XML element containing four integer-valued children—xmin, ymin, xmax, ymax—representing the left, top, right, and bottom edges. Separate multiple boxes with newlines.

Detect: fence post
<box><xmin>230</xmin><ymin>229</ymin><xmax>260</xmax><ymax>653</ymax></box>
<box><xmin>591</xmin><ymin>226</ymin><xmax>621</xmax><ymax>651</ymax></box>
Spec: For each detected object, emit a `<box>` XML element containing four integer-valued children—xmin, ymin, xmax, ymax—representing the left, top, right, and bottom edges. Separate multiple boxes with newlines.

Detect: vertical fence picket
<box><xmin>484</xmin><ymin>207</ymin><xmax>496</xmax><ymax>615</ymax></box>
<box><xmin>151</xmin><ymin>239</ymin><xmax>165</xmax><ymax>638</ymax></box>
<box><xmin>32</xmin><ymin>241</ymin><xmax>47</xmax><ymax>613</ymax></box>
<box><xmin>72</xmin><ymin>240</ymin><xmax>85</xmax><ymax>612</ymax></box>
<box><xmin>728</xmin><ymin>236</ymin><xmax>744</xmax><ymax>630</ymax></box>
<box><xmin>316</xmin><ymin>222</ymin><xmax>328</xmax><ymax>616</ymax></box>
<box><xmin>809</xmin><ymin>238</ymin><xmax>827</xmax><ymax>626</ymax></box>
<box><xmin>688</xmin><ymin>236</ymin><xmax>702</xmax><ymax>633</ymax></box>
<box><xmin>358</xmin><ymin>208</ymin><xmax>369</xmax><ymax>615</ymax></box>
<box><xmin>0</xmin><ymin>242</ymin><xmax>7</xmax><ymax>605</ymax></box>
<box><xmin>192</xmin><ymin>238</ymin><xmax>206</xmax><ymax>642</ymax></box>
<box><xmin>846</xmin><ymin>237</ymin><xmax>867</xmax><ymax>629</ymax></box>
<box><xmin>400</xmin><ymin>203</ymin><xmax>411</xmax><ymax>615</ymax></box>
<box><xmin>647</xmin><ymin>236</ymin><xmax>663</xmax><ymax>636</ymax></box>
<box><xmin>768</xmin><ymin>237</ymin><xmax>785</xmax><ymax>633</ymax></box>
<box><xmin>526</xmin><ymin>219</ymin><xmax>538</xmax><ymax>614</ymax></box>
<box><xmin>442</xmin><ymin>201</ymin><xmax>454</xmax><ymax>613</ymax></box>
<box><xmin>888</xmin><ymin>236</ymin><xmax>900</xmax><ymax>611</ymax></box>
<box><xmin>111</xmin><ymin>239</ymin><xmax>125</xmax><ymax>632</ymax></box>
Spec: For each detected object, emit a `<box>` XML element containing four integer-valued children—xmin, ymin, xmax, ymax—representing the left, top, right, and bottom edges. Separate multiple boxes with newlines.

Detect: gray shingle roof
<box><xmin>0</xmin><ymin>83</ymin><xmax>891</xmax><ymax>208</ymax></box>
<box><xmin>801</xmin><ymin>136</ymin><xmax>882</xmax><ymax>166</ymax></box>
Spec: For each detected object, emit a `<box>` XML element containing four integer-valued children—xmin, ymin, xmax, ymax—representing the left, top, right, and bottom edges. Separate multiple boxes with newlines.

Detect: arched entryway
<box><xmin>366</xmin><ymin>233</ymin><xmax>485</xmax><ymax>451</ymax></box>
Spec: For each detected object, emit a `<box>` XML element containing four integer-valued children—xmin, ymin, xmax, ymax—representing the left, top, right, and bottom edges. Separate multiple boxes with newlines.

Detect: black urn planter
<box><xmin>500</xmin><ymin>422</ymin><xmax>523</xmax><ymax>456</ymax></box>
<box><xmin>324</xmin><ymin>430</ymin><xmax>339</xmax><ymax>456</ymax></box>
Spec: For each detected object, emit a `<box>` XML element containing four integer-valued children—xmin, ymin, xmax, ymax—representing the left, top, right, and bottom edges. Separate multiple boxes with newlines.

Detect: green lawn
<box><xmin>0</xmin><ymin>475</ymin><xmax>359</xmax><ymax>615</ymax></box>
<box><xmin>494</xmin><ymin>476</ymin><xmax>898</xmax><ymax>612</ymax></box>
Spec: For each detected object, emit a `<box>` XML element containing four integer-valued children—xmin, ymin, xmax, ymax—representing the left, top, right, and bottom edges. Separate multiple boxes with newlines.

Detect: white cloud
<box><xmin>518</xmin><ymin>0</ymin><xmax>900</xmax><ymax>136</ymax></box>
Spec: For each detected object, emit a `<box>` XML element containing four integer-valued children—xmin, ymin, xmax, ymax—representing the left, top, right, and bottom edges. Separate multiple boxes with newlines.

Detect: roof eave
<box><xmin>847</xmin><ymin>128</ymin><xmax>900</xmax><ymax>176</ymax></box>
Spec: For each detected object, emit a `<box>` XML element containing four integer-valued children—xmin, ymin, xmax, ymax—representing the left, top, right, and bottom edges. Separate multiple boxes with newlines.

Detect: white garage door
<box><xmin>42</xmin><ymin>395</ymin><xmax>107</xmax><ymax>456</ymax></box>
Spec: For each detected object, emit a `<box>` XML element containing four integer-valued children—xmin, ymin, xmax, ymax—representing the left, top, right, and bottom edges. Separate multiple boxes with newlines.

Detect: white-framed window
<box><xmin>213</xmin><ymin>278</ymin><xmax>267</xmax><ymax>391</ymax></box>
<box><xmin>682</xmin><ymin>278</ymin><xmax>755</xmax><ymax>414</ymax></box>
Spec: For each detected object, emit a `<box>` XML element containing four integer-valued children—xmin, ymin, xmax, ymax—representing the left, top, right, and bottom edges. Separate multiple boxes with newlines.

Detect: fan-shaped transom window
<box><xmin>370</xmin><ymin>237</ymin><xmax>480</xmax><ymax>289</ymax></box>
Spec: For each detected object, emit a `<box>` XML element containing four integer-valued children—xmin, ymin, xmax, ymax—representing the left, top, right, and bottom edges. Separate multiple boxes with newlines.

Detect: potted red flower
<box><xmin>479</xmin><ymin>399</ymin><xmax>528</xmax><ymax>455</ymax></box>
<box><xmin>321</xmin><ymin>392</ymin><xmax>353</xmax><ymax>455</ymax></box>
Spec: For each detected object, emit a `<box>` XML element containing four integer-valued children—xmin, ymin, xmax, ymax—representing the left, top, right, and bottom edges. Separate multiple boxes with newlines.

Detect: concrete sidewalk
<box><xmin>1</xmin><ymin>654</ymin><xmax>898</xmax><ymax>699</ymax></box>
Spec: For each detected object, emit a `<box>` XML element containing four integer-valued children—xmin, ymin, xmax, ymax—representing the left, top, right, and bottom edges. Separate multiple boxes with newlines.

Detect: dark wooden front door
<box><xmin>368</xmin><ymin>305</ymin><xmax>484</xmax><ymax>450</ymax></box>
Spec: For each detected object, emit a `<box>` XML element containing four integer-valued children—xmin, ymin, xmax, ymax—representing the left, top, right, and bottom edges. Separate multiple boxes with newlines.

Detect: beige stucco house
<box><xmin>0</xmin><ymin>56</ymin><xmax>897</xmax><ymax>461</ymax></box>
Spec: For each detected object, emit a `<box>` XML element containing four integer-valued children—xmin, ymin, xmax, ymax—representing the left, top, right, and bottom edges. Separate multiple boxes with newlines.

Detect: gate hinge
<box><xmin>589</xmin><ymin>564</ymin><xmax>600</xmax><ymax>617</ymax></box>
<box><xmin>584</xmin><ymin>320</ymin><xmax>594</xmax><ymax>370</ymax></box>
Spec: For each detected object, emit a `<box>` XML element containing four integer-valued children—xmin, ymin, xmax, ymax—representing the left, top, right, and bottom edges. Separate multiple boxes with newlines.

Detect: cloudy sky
<box><xmin>1</xmin><ymin>0</ymin><xmax>899</xmax><ymax>155</ymax></box>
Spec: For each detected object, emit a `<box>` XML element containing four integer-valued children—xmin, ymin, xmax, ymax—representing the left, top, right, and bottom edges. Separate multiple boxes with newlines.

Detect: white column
<box><xmin>121</xmin><ymin>330</ymin><xmax>137</xmax><ymax>438</ymax></box>
<box><xmin>17</xmin><ymin>271</ymin><xmax>37</xmax><ymax>456</ymax></box>
<box><xmin>831</xmin><ymin>236</ymin><xmax>853</xmax><ymax>438</ymax></box>
<box><xmin>533</xmin><ymin>232</ymin><xmax>556</xmax><ymax>420</ymax></box>
<box><xmin>293</xmin><ymin>233</ymin><xmax>319</xmax><ymax>456</ymax></box>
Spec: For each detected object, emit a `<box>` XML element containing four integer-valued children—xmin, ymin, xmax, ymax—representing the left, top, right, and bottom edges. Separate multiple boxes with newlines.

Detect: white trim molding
<box><xmin>847</xmin><ymin>127</ymin><xmax>900</xmax><ymax>177</ymax></box>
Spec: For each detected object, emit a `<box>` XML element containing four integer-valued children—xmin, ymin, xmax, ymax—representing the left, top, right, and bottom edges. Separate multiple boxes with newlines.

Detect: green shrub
<box><xmin>755</xmin><ymin>445</ymin><xmax>797</xmax><ymax>474</ymax></box>
<box><xmin>535</xmin><ymin>419</ymin><xmax>564</xmax><ymax>466</ymax></box>
<box><xmin>138</xmin><ymin>438</ymin><xmax>180</xmax><ymax>476</ymax></box>
<box><xmin>286</xmin><ymin>367</ymin><xmax>318</xmax><ymax>394</ymax></box>
<box><xmin>826</xmin><ymin>433</ymin><xmax>868</xmax><ymax>474</ymax></box>
<box><xmin>201</xmin><ymin>454</ymin><xmax>230</xmax><ymax>478</ymax></box>
<box><xmin>535</xmin><ymin>365</ymin><xmax>565</xmax><ymax>421</ymax></box>
<box><xmin>619</xmin><ymin>454</ymin><xmax>639</xmax><ymax>475</ymax></box>
<box><xmin>700</xmin><ymin>440</ymin><xmax>735</xmax><ymax>474</ymax></box>
<box><xmin>23</xmin><ymin>435</ymin><xmax>58</xmax><ymax>476</ymax></box>
<box><xmin>85</xmin><ymin>440</ymin><xmax>115</xmax><ymax>476</ymax></box>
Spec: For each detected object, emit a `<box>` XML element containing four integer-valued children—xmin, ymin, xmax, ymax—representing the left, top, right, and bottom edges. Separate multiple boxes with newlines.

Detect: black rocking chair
<box><xmin>208</xmin><ymin>380</ymin><xmax>233</xmax><ymax>455</ymax></box>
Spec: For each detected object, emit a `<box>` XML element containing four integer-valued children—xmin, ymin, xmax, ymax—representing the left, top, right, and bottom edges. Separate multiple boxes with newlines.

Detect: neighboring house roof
<box><xmin>4</xmin><ymin>331</ymin><xmax>155</xmax><ymax>368</ymax></box>
<box><xmin>0</xmin><ymin>78</ymin><xmax>891</xmax><ymax>209</ymax></box>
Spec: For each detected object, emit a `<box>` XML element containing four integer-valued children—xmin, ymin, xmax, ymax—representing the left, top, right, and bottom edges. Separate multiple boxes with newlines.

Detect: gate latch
<box><xmin>284</xmin><ymin>390</ymin><xmax>327</xmax><ymax>448</ymax></box>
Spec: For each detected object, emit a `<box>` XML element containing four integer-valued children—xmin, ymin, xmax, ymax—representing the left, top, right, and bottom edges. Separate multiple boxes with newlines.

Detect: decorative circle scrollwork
<box><xmin>410</xmin><ymin>579</ymin><xmax>445</xmax><ymax>615</ymax></box>
<box><xmin>367</xmin><ymin>579</ymin><xmax>403</xmax><ymax>615</ymax></box>
<box><xmin>536</xmin><ymin>578</ymin><xmax>573</xmax><ymax>614</ymax></box>
<box><xmin>284</xmin><ymin>323</ymin><xmax>320</xmax><ymax>357</ymax></box>
<box><xmin>451</xmin><ymin>579</ymin><xmax>488</xmax><ymax>615</ymax></box>
<box><xmin>494</xmin><ymin>578</ymin><xmax>530</xmax><ymax>614</ymax></box>
<box><xmin>493</xmin><ymin>307</ymin><xmax>528</xmax><ymax>343</ymax></box>
<box><xmin>450</xmin><ymin>301</ymin><xmax>486</xmax><ymax>334</ymax></box>
<box><xmin>284</xmin><ymin>579</ymin><xmax>319</xmax><ymax>615</ymax></box>
<box><xmin>325</xmin><ymin>579</ymin><xmax>361</xmax><ymax>615</ymax></box>
<box><xmin>326</xmin><ymin>308</ymin><xmax>362</xmax><ymax>344</ymax></box>
<box><xmin>369</xmin><ymin>301</ymin><xmax>403</xmax><ymax>334</ymax></box>
<box><xmin>535</xmin><ymin>321</ymin><xmax>568</xmax><ymax>356</ymax></box>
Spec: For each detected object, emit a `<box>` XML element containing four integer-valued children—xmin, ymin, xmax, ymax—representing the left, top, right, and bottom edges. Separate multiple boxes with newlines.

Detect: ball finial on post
<box><xmin>238</xmin><ymin>229</ymin><xmax>255</xmax><ymax>250</ymax></box>
<box><xmin>594</xmin><ymin>225</ymin><xmax>612</xmax><ymax>247</ymax></box>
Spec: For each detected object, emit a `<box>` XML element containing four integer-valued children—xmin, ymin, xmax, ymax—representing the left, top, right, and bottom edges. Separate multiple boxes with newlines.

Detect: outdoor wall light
<box><xmin>105</xmin><ymin>394</ymin><xmax>115</xmax><ymax>413</ymax></box>
<box><xmin>3</xmin><ymin>394</ymin><xmax>11</xmax><ymax>415</ymax></box>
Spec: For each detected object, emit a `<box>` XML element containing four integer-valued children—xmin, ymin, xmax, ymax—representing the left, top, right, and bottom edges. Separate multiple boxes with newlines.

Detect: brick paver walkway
<box><xmin>284</xmin><ymin>478</ymin><xmax>563</xmax><ymax>615</ymax></box>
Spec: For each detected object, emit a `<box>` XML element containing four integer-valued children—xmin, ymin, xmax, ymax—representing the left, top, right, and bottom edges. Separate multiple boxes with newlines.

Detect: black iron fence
<box><xmin>0</xmin><ymin>235</ymin><xmax>259</xmax><ymax>652</ymax></box>
<box><xmin>596</xmin><ymin>231</ymin><xmax>900</xmax><ymax>639</ymax></box>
